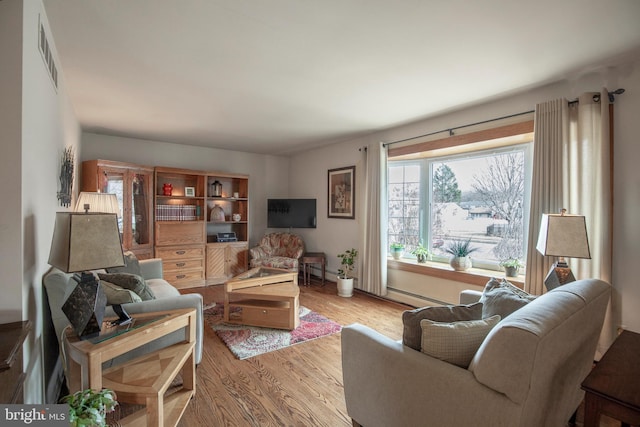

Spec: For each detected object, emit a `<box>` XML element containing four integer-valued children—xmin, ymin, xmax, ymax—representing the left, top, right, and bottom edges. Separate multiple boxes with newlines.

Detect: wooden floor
<box><xmin>178</xmin><ymin>277</ymin><xmax>620</xmax><ymax>427</ymax></box>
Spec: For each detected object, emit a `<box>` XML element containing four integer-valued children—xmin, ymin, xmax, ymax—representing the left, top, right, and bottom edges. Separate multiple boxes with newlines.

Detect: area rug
<box><xmin>204</xmin><ymin>304</ymin><xmax>342</xmax><ymax>360</ymax></box>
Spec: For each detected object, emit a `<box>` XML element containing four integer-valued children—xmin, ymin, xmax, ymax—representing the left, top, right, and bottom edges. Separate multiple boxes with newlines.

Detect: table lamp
<box><xmin>536</xmin><ymin>209</ymin><xmax>591</xmax><ymax>291</ymax></box>
<box><xmin>75</xmin><ymin>192</ymin><xmax>120</xmax><ymax>215</ymax></box>
<box><xmin>48</xmin><ymin>212</ymin><xmax>125</xmax><ymax>339</ymax></box>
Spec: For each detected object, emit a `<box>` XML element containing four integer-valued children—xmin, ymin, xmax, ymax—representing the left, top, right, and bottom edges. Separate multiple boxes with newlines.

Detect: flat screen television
<box><xmin>267</xmin><ymin>199</ymin><xmax>317</xmax><ymax>228</ymax></box>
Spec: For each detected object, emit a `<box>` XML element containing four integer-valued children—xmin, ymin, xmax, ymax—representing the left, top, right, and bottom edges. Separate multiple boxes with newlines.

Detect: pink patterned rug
<box><xmin>204</xmin><ymin>304</ymin><xmax>342</xmax><ymax>360</ymax></box>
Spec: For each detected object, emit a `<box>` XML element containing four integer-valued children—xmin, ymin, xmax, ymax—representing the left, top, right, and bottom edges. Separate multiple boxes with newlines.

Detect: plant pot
<box><xmin>504</xmin><ymin>266</ymin><xmax>519</xmax><ymax>277</ymax></box>
<box><xmin>450</xmin><ymin>256</ymin><xmax>471</xmax><ymax>271</ymax></box>
<box><xmin>337</xmin><ymin>277</ymin><xmax>354</xmax><ymax>297</ymax></box>
<box><xmin>416</xmin><ymin>254</ymin><xmax>427</xmax><ymax>263</ymax></box>
<box><xmin>391</xmin><ymin>249</ymin><xmax>403</xmax><ymax>260</ymax></box>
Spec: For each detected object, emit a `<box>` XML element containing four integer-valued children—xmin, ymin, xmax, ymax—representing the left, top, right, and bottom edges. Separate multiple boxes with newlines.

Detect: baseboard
<box><xmin>386</xmin><ymin>287</ymin><xmax>448</xmax><ymax>308</ymax></box>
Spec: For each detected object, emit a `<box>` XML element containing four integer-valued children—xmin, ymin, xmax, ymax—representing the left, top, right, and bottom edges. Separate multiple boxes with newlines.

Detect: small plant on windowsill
<box><xmin>410</xmin><ymin>242</ymin><xmax>431</xmax><ymax>263</ymax></box>
<box><xmin>63</xmin><ymin>388</ymin><xmax>118</xmax><ymax>427</ymax></box>
<box><xmin>500</xmin><ymin>258</ymin><xmax>523</xmax><ymax>277</ymax></box>
<box><xmin>444</xmin><ymin>239</ymin><xmax>478</xmax><ymax>271</ymax></box>
<box><xmin>390</xmin><ymin>243</ymin><xmax>405</xmax><ymax>260</ymax></box>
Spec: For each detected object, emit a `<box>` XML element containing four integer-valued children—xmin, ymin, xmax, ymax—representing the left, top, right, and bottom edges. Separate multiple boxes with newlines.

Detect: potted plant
<box><xmin>337</xmin><ymin>248</ymin><xmax>358</xmax><ymax>297</ymax></box>
<box><xmin>390</xmin><ymin>243</ymin><xmax>405</xmax><ymax>260</ymax></box>
<box><xmin>410</xmin><ymin>242</ymin><xmax>431</xmax><ymax>263</ymax></box>
<box><xmin>500</xmin><ymin>258</ymin><xmax>522</xmax><ymax>277</ymax></box>
<box><xmin>444</xmin><ymin>239</ymin><xmax>478</xmax><ymax>271</ymax></box>
<box><xmin>64</xmin><ymin>388</ymin><xmax>118</xmax><ymax>427</ymax></box>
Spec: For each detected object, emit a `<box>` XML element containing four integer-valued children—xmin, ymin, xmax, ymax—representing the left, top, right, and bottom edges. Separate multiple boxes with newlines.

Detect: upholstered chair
<box><xmin>249</xmin><ymin>233</ymin><xmax>305</xmax><ymax>272</ymax></box>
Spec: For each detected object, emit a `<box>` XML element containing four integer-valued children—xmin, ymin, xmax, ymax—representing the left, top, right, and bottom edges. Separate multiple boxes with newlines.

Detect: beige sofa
<box><xmin>44</xmin><ymin>258</ymin><xmax>204</xmax><ymax>371</ymax></box>
<box><xmin>341</xmin><ymin>279</ymin><xmax>611</xmax><ymax>427</ymax></box>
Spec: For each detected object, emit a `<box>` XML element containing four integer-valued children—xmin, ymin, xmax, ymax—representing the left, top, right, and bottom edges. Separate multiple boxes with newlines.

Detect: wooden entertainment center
<box><xmin>82</xmin><ymin>161</ymin><xmax>250</xmax><ymax>288</ymax></box>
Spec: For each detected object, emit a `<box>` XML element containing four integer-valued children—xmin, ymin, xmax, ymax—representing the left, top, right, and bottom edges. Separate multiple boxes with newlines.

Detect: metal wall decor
<box><xmin>57</xmin><ymin>146</ymin><xmax>74</xmax><ymax>207</ymax></box>
<box><xmin>328</xmin><ymin>165</ymin><xmax>355</xmax><ymax>219</ymax></box>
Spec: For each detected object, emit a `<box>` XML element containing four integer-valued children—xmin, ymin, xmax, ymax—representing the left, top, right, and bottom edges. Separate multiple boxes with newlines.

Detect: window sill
<box><xmin>387</xmin><ymin>258</ymin><xmax>525</xmax><ymax>289</ymax></box>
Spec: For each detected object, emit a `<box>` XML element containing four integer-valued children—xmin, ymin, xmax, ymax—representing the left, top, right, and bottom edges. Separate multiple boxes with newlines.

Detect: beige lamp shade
<box><xmin>536</xmin><ymin>213</ymin><xmax>591</xmax><ymax>259</ymax></box>
<box><xmin>48</xmin><ymin>212</ymin><xmax>125</xmax><ymax>273</ymax></box>
<box><xmin>75</xmin><ymin>192</ymin><xmax>120</xmax><ymax>214</ymax></box>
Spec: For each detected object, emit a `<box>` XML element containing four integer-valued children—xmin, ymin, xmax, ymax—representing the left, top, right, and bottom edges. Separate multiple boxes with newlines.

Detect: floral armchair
<box><xmin>249</xmin><ymin>233</ymin><xmax>305</xmax><ymax>272</ymax></box>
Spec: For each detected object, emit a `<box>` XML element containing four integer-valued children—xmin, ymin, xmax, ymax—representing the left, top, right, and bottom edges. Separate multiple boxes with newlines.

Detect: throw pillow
<box><xmin>479</xmin><ymin>277</ymin><xmax>536</xmax><ymax>319</ymax></box>
<box><xmin>420</xmin><ymin>315</ymin><xmax>501</xmax><ymax>368</ymax></box>
<box><xmin>402</xmin><ymin>302</ymin><xmax>483</xmax><ymax>351</ymax></box>
<box><xmin>97</xmin><ymin>273</ymin><xmax>155</xmax><ymax>301</ymax></box>
<box><xmin>100</xmin><ymin>280</ymin><xmax>142</xmax><ymax>305</ymax></box>
<box><xmin>106</xmin><ymin>251</ymin><xmax>141</xmax><ymax>276</ymax></box>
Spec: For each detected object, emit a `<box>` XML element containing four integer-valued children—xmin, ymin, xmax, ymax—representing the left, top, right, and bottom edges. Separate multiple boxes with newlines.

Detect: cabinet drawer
<box><xmin>156</xmin><ymin>246</ymin><xmax>205</xmax><ymax>260</ymax></box>
<box><xmin>163</xmin><ymin>258</ymin><xmax>204</xmax><ymax>272</ymax></box>
<box><xmin>164</xmin><ymin>269</ymin><xmax>205</xmax><ymax>288</ymax></box>
<box><xmin>156</xmin><ymin>222</ymin><xmax>204</xmax><ymax>246</ymax></box>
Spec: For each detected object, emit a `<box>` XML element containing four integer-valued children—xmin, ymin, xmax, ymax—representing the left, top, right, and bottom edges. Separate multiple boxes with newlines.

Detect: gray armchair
<box><xmin>341</xmin><ymin>279</ymin><xmax>611</xmax><ymax>427</ymax></box>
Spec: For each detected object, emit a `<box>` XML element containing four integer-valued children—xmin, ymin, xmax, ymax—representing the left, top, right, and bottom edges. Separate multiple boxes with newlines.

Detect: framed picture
<box><xmin>185</xmin><ymin>186</ymin><xmax>195</xmax><ymax>197</ymax></box>
<box><xmin>328</xmin><ymin>166</ymin><xmax>355</xmax><ymax>219</ymax></box>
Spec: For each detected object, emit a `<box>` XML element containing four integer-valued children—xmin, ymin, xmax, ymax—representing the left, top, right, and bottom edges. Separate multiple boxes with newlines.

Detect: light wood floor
<box><xmin>178</xmin><ymin>277</ymin><xmax>620</xmax><ymax>427</ymax></box>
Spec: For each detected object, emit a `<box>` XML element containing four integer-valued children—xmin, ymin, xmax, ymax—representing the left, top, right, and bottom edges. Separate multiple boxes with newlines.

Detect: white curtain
<box><xmin>526</xmin><ymin>89</ymin><xmax>614</xmax><ymax>357</ymax></box>
<box><xmin>358</xmin><ymin>142</ymin><xmax>388</xmax><ymax>296</ymax></box>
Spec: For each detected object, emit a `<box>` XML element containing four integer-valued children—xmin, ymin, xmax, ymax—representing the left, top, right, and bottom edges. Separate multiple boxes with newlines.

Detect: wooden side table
<box><xmin>64</xmin><ymin>308</ymin><xmax>196</xmax><ymax>427</ymax></box>
<box><xmin>301</xmin><ymin>252</ymin><xmax>326</xmax><ymax>286</ymax></box>
<box><xmin>0</xmin><ymin>320</ymin><xmax>31</xmax><ymax>403</ymax></box>
<box><xmin>581</xmin><ymin>330</ymin><xmax>640</xmax><ymax>427</ymax></box>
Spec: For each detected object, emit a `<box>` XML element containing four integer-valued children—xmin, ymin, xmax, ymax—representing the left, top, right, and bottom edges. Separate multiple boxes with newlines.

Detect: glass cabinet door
<box><xmin>101</xmin><ymin>170</ymin><xmax>125</xmax><ymax>237</ymax></box>
<box><xmin>131</xmin><ymin>171</ymin><xmax>152</xmax><ymax>248</ymax></box>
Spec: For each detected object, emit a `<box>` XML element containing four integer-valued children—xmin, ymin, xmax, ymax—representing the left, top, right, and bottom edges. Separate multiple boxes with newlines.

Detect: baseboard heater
<box><xmin>387</xmin><ymin>287</ymin><xmax>449</xmax><ymax>307</ymax></box>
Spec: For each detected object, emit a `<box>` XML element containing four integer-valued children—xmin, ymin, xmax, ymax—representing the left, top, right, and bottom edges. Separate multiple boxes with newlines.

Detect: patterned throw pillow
<box><xmin>479</xmin><ymin>278</ymin><xmax>536</xmax><ymax>319</ymax></box>
<box><xmin>97</xmin><ymin>273</ymin><xmax>155</xmax><ymax>301</ymax></box>
<box><xmin>106</xmin><ymin>251</ymin><xmax>141</xmax><ymax>276</ymax></box>
<box><xmin>420</xmin><ymin>315</ymin><xmax>501</xmax><ymax>368</ymax></box>
<box><xmin>402</xmin><ymin>302</ymin><xmax>483</xmax><ymax>351</ymax></box>
<box><xmin>100</xmin><ymin>280</ymin><xmax>142</xmax><ymax>305</ymax></box>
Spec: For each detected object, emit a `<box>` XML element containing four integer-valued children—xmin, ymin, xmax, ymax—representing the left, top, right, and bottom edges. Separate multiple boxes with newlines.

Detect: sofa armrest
<box><xmin>341</xmin><ymin>324</ymin><xmax>518</xmax><ymax>427</ymax></box>
<box><xmin>139</xmin><ymin>258</ymin><xmax>163</xmax><ymax>280</ymax></box>
<box><xmin>105</xmin><ymin>293</ymin><xmax>204</xmax><ymax>365</ymax></box>
<box><xmin>460</xmin><ymin>289</ymin><xmax>483</xmax><ymax>305</ymax></box>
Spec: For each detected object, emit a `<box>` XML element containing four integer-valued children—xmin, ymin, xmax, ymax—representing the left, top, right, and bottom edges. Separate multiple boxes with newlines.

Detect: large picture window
<box><xmin>388</xmin><ymin>139</ymin><xmax>533</xmax><ymax>271</ymax></box>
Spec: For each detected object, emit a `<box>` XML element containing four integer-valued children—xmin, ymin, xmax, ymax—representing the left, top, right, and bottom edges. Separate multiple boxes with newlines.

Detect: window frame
<box><xmin>387</xmin><ymin>119</ymin><xmax>535</xmax><ymax>282</ymax></box>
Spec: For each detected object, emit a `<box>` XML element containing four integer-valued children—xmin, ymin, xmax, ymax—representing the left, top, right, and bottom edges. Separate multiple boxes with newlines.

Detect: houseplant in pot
<box><xmin>500</xmin><ymin>258</ymin><xmax>522</xmax><ymax>277</ymax></box>
<box><xmin>444</xmin><ymin>239</ymin><xmax>478</xmax><ymax>271</ymax></box>
<box><xmin>410</xmin><ymin>242</ymin><xmax>431</xmax><ymax>263</ymax></box>
<box><xmin>390</xmin><ymin>243</ymin><xmax>404</xmax><ymax>260</ymax></box>
<box><xmin>63</xmin><ymin>388</ymin><xmax>118</xmax><ymax>427</ymax></box>
<box><xmin>337</xmin><ymin>248</ymin><xmax>358</xmax><ymax>297</ymax></box>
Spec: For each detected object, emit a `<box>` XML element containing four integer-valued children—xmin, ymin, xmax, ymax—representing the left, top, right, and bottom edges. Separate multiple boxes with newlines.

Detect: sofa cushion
<box><xmin>480</xmin><ymin>278</ymin><xmax>536</xmax><ymax>319</ymax></box>
<box><xmin>106</xmin><ymin>251</ymin><xmax>141</xmax><ymax>276</ymax></box>
<box><xmin>146</xmin><ymin>278</ymin><xmax>181</xmax><ymax>299</ymax></box>
<box><xmin>97</xmin><ymin>273</ymin><xmax>155</xmax><ymax>301</ymax></box>
<box><xmin>100</xmin><ymin>280</ymin><xmax>143</xmax><ymax>305</ymax></box>
<box><xmin>420</xmin><ymin>315</ymin><xmax>501</xmax><ymax>368</ymax></box>
<box><xmin>402</xmin><ymin>302</ymin><xmax>483</xmax><ymax>351</ymax></box>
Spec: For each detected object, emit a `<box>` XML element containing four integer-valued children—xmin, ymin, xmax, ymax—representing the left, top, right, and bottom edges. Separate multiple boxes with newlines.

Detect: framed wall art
<box><xmin>328</xmin><ymin>165</ymin><xmax>355</xmax><ymax>219</ymax></box>
<box><xmin>185</xmin><ymin>186</ymin><xmax>195</xmax><ymax>197</ymax></box>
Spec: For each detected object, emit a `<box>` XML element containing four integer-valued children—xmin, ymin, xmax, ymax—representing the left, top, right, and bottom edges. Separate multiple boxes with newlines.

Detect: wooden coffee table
<box><xmin>224</xmin><ymin>267</ymin><xmax>300</xmax><ymax>330</ymax></box>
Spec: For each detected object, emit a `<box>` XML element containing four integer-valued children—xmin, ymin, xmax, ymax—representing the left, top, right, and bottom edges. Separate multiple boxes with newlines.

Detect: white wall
<box><xmin>81</xmin><ymin>133</ymin><xmax>290</xmax><ymax>246</ymax></box>
<box><xmin>290</xmin><ymin>55</ymin><xmax>640</xmax><ymax>338</ymax></box>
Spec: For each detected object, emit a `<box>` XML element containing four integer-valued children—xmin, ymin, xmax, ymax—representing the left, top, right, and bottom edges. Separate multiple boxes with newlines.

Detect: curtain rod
<box><xmin>383</xmin><ymin>88</ymin><xmax>625</xmax><ymax>148</ymax></box>
<box><xmin>383</xmin><ymin>109</ymin><xmax>534</xmax><ymax>147</ymax></box>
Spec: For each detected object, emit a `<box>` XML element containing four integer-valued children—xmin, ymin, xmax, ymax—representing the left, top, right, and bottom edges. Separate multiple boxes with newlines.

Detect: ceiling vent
<box><xmin>38</xmin><ymin>15</ymin><xmax>58</xmax><ymax>90</ymax></box>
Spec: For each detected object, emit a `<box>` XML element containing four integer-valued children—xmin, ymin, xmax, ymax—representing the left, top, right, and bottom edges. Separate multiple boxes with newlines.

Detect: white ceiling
<box><xmin>43</xmin><ymin>0</ymin><xmax>640</xmax><ymax>155</ymax></box>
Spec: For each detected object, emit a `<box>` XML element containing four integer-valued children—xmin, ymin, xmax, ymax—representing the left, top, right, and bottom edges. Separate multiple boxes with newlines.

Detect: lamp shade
<box><xmin>48</xmin><ymin>212</ymin><xmax>125</xmax><ymax>273</ymax></box>
<box><xmin>536</xmin><ymin>213</ymin><xmax>591</xmax><ymax>259</ymax></box>
<box><xmin>74</xmin><ymin>192</ymin><xmax>120</xmax><ymax>215</ymax></box>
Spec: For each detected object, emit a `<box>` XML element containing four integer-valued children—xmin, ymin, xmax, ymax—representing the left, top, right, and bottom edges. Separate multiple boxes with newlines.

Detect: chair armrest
<box><xmin>341</xmin><ymin>324</ymin><xmax>517</xmax><ymax>427</ymax></box>
<box><xmin>249</xmin><ymin>246</ymin><xmax>270</xmax><ymax>260</ymax></box>
<box><xmin>139</xmin><ymin>258</ymin><xmax>163</xmax><ymax>280</ymax></box>
<box><xmin>460</xmin><ymin>289</ymin><xmax>483</xmax><ymax>305</ymax></box>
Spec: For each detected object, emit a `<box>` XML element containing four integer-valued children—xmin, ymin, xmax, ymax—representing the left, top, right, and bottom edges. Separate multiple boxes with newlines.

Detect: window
<box><xmin>387</xmin><ymin>125</ymin><xmax>533</xmax><ymax>272</ymax></box>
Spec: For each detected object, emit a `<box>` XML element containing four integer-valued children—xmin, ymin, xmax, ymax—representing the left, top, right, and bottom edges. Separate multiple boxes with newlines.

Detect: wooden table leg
<box><xmin>583</xmin><ymin>392</ymin><xmax>601</xmax><ymax>427</ymax></box>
